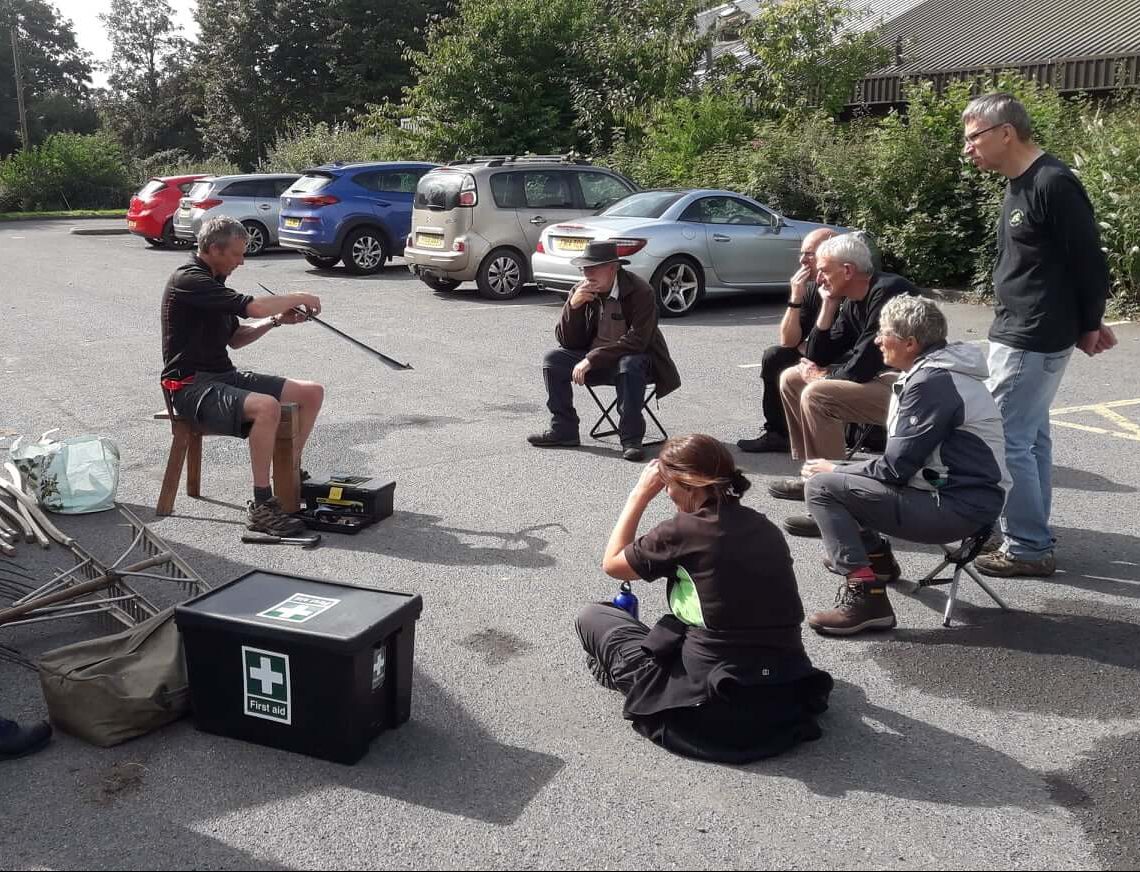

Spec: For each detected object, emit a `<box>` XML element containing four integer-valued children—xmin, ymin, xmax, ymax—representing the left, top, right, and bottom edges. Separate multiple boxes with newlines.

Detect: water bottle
<box><xmin>612</xmin><ymin>581</ymin><xmax>639</xmax><ymax>620</ymax></box>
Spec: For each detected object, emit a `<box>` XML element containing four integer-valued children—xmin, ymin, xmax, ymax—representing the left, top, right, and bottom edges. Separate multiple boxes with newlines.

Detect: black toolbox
<box><xmin>296</xmin><ymin>476</ymin><xmax>396</xmax><ymax>534</ymax></box>
<box><xmin>175</xmin><ymin>569</ymin><xmax>422</xmax><ymax>764</ymax></box>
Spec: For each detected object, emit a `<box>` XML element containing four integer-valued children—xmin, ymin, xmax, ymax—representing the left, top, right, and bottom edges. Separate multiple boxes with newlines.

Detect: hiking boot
<box><xmin>783</xmin><ymin>514</ymin><xmax>821</xmax><ymax>538</ymax></box>
<box><xmin>737</xmin><ymin>430</ymin><xmax>790</xmax><ymax>454</ymax></box>
<box><xmin>823</xmin><ymin>540</ymin><xmax>902</xmax><ymax>583</ymax></box>
<box><xmin>768</xmin><ymin>478</ymin><xmax>805</xmax><ymax>501</ymax></box>
<box><xmin>247</xmin><ymin>497</ymin><xmax>307</xmax><ymax>537</ymax></box>
<box><xmin>0</xmin><ymin>718</ymin><xmax>52</xmax><ymax>759</ymax></box>
<box><xmin>974</xmin><ymin>550</ymin><xmax>1056</xmax><ymax>578</ymax></box>
<box><xmin>621</xmin><ymin>441</ymin><xmax>645</xmax><ymax>462</ymax></box>
<box><xmin>808</xmin><ymin>581</ymin><xmax>897</xmax><ymax>636</ymax></box>
<box><xmin>526</xmin><ymin>430</ymin><xmax>580</xmax><ymax>448</ymax></box>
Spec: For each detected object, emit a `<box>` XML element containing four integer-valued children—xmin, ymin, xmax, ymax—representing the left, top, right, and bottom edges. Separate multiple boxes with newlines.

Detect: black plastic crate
<box><xmin>175</xmin><ymin>570</ymin><xmax>422</xmax><ymax>764</ymax></box>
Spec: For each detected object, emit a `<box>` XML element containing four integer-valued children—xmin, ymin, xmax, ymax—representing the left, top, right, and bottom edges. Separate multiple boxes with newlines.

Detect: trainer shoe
<box><xmin>768</xmin><ymin>478</ymin><xmax>806</xmax><ymax>501</ymax></box>
<box><xmin>0</xmin><ymin>718</ymin><xmax>52</xmax><ymax>759</ymax></box>
<box><xmin>737</xmin><ymin>430</ymin><xmax>790</xmax><ymax>454</ymax></box>
<box><xmin>526</xmin><ymin>430</ymin><xmax>580</xmax><ymax>448</ymax></box>
<box><xmin>974</xmin><ymin>550</ymin><xmax>1056</xmax><ymax>578</ymax></box>
<box><xmin>823</xmin><ymin>540</ymin><xmax>902</xmax><ymax>583</ymax></box>
<box><xmin>808</xmin><ymin>581</ymin><xmax>897</xmax><ymax>636</ymax></box>
<box><xmin>247</xmin><ymin>497</ymin><xmax>307</xmax><ymax>537</ymax></box>
<box><xmin>783</xmin><ymin>514</ymin><xmax>821</xmax><ymax>538</ymax></box>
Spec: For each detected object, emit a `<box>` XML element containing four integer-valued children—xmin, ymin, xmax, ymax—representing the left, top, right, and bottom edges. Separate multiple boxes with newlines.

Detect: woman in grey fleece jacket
<box><xmin>799</xmin><ymin>296</ymin><xmax>1010</xmax><ymax>636</ymax></box>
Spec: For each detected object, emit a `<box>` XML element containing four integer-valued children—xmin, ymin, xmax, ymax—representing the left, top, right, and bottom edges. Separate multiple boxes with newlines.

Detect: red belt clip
<box><xmin>161</xmin><ymin>375</ymin><xmax>196</xmax><ymax>393</ymax></box>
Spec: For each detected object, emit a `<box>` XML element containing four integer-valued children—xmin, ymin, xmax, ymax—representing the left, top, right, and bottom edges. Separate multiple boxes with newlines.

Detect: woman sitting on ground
<box><xmin>575</xmin><ymin>433</ymin><xmax>833</xmax><ymax>762</ymax></box>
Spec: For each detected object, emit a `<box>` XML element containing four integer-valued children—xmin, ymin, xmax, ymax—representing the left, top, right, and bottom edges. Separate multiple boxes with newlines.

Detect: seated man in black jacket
<box><xmin>768</xmin><ymin>234</ymin><xmax>917</xmax><ymax>535</ymax></box>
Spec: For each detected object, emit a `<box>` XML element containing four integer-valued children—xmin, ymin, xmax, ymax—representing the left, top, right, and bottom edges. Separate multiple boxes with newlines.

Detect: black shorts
<box><xmin>172</xmin><ymin>370</ymin><xmax>286</xmax><ymax>438</ymax></box>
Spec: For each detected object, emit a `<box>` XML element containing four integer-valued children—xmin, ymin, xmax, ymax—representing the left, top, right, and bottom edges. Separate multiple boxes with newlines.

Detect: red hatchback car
<box><xmin>126</xmin><ymin>174</ymin><xmax>207</xmax><ymax>247</ymax></box>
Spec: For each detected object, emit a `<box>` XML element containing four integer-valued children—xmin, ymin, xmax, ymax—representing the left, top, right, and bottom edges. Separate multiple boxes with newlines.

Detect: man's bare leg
<box><xmin>280</xmin><ymin>379</ymin><xmax>325</xmax><ymax>466</ymax></box>
<box><xmin>243</xmin><ymin>392</ymin><xmax>282</xmax><ymax>488</ymax></box>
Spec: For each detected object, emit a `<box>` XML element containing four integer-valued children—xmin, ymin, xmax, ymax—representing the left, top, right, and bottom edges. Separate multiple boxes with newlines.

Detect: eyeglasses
<box><xmin>964</xmin><ymin>122</ymin><xmax>1007</xmax><ymax>145</ymax></box>
<box><xmin>876</xmin><ymin>328</ymin><xmax>902</xmax><ymax>340</ymax></box>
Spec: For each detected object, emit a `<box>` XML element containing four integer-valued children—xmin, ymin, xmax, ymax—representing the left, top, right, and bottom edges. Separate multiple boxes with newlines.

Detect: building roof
<box><xmin>872</xmin><ymin>0</ymin><xmax>1140</xmax><ymax>74</ymax></box>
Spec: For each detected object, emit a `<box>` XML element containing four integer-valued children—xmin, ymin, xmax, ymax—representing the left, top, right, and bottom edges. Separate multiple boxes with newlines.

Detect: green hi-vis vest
<box><xmin>668</xmin><ymin>566</ymin><xmax>706</xmax><ymax>628</ymax></box>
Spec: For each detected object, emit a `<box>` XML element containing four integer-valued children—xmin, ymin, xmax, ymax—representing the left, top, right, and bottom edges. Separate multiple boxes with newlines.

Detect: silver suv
<box><xmin>173</xmin><ymin>173</ymin><xmax>300</xmax><ymax>255</ymax></box>
<box><xmin>404</xmin><ymin>156</ymin><xmax>637</xmax><ymax>299</ymax></box>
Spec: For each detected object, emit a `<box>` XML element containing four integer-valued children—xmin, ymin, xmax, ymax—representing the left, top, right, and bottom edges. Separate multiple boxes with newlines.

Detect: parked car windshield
<box><xmin>186</xmin><ymin>181</ymin><xmax>214</xmax><ymax>200</ymax></box>
<box><xmin>137</xmin><ymin>180</ymin><xmax>165</xmax><ymax>198</ymax></box>
<box><xmin>291</xmin><ymin>174</ymin><xmax>333</xmax><ymax>194</ymax></box>
<box><xmin>602</xmin><ymin>191</ymin><xmax>685</xmax><ymax>219</ymax></box>
<box><xmin>415</xmin><ymin>171</ymin><xmax>465</xmax><ymax>210</ymax></box>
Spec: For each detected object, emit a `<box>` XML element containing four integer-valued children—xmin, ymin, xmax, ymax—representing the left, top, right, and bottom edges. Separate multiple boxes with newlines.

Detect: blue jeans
<box><xmin>542</xmin><ymin>348</ymin><xmax>650</xmax><ymax>443</ymax></box>
<box><xmin>987</xmin><ymin>342</ymin><xmax>1073</xmax><ymax>559</ymax></box>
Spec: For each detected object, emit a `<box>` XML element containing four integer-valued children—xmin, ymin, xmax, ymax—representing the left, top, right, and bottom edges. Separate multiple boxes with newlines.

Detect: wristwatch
<box><xmin>786</xmin><ymin>301</ymin><xmax>802</xmax><ymax>308</ymax></box>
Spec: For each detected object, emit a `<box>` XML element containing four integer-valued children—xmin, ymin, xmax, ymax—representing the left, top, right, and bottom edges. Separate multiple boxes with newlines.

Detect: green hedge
<box><xmin>607</xmin><ymin>75</ymin><xmax>1139</xmax><ymax>314</ymax></box>
<box><xmin>0</xmin><ymin>132</ymin><xmax>136</xmax><ymax>212</ymax></box>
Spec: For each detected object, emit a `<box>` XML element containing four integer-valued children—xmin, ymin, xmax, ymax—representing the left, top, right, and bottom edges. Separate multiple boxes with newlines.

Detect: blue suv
<box><xmin>278</xmin><ymin>161</ymin><xmax>437</xmax><ymax>274</ymax></box>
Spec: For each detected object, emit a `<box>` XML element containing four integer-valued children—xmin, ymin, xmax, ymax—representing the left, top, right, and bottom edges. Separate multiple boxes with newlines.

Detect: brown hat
<box><xmin>570</xmin><ymin>240</ymin><xmax>630</xmax><ymax>269</ymax></box>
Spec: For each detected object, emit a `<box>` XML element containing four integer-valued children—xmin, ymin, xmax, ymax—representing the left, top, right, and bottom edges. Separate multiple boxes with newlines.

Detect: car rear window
<box><xmin>137</xmin><ymin>180</ymin><xmax>166</xmax><ymax>198</ymax></box>
<box><xmin>603</xmin><ymin>191</ymin><xmax>685</xmax><ymax>219</ymax></box>
<box><xmin>415</xmin><ymin>171</ymin><xmax>465</xmax><ymax>210</ymax></box>
<box><xmin>186</xmin><ymin>181</ymin><xmax>214</xmax><ymax>200</ymax></box>
<box><xmin>291</xmin><ymin>174</ymin><xmax>333</xmax><ymax>194</ymax></box>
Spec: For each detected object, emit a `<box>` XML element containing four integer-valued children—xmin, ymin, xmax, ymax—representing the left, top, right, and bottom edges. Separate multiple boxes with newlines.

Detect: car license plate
<box><xmin>127</xmin><ymin>220</ymin><xmax>137</xmax><ymax>229</ymax></box>
<box><xmin>416</xmin><ymin>232</ymin><xmax>445</xmax><ymax>249</ymax></box>
<box><xmin>284</xmin><ymin>217</ymin><xmax>302</xmax><ymax>229</ymax></box>
<box><xmin>555</xmin><ymin>237</ymin><xmax>588</xmax><ymax>252</ymax></box>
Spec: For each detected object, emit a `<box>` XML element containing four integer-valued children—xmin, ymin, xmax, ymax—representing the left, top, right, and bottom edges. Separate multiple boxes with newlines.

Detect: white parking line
<box><xmin>737</xmin><ymin>363</ymin><xmax>764</xmax><ymax>368</ymax></box>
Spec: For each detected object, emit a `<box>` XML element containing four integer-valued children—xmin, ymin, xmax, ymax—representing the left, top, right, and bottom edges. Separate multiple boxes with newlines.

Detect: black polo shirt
<box><xmin>161</xmin><ymin>257</ymin><xmax>253</xmax><ymax>380</ymax></box>
<box><xmin>620</xmin><ymin>497</ymin><xmax>811</xmax><ymax>719</ymax></box>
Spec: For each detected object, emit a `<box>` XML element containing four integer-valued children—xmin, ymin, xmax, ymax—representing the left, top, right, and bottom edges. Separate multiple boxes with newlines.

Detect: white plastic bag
<box><xmin>39</xmin><ymin>436</ymin><xmax>121</xmax><ymax>514</ymax></box>
<box><xmin>7</xmin><ymin>429</ymin><xmax>62</xmax><ymax>495</ymax></box>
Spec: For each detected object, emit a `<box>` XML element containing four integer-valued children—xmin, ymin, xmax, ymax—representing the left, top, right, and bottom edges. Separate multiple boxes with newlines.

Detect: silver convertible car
<box><xmin>531</xmin><ymin>189</ymin><xmax>845</xmax><ymax>316</ymax></box>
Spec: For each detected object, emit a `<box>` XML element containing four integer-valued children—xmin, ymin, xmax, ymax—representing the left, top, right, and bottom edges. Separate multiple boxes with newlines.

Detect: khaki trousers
<box><xmin>779</xmin><ymin>368</ymin><xmax>895</xmax><ymax>460</ymax></box>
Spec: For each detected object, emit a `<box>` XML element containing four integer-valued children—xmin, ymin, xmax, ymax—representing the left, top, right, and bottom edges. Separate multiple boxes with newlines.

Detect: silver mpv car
<box><xmin>173</xmin><ymin>173</ymin><xmax>300</xmax><ymax>254</ymax></box>
<box><xmin>404</xmin><ymin>155</ymin><xmax>637</xmax><ymax>299</ymax></box>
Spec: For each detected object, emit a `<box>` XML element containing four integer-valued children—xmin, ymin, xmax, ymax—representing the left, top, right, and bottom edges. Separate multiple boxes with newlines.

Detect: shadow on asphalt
<box><xmin>869</xmin><ymin>596</ymin><xmax>1140</xmax><ymax>719</ymax></box>
<box><xmin>1052</xmin><ymin>465</ymin><xmax>1138</xmax><ymax>494</ymax></box>
<box><xmin>754</xmin><ymin>680</ymin><xmax>1049</xmax><ymax>809</ymax></box>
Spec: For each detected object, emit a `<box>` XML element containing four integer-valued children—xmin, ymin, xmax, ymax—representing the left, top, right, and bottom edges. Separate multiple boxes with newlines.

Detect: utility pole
<box><xmin>10</xmin><ymin>21</ymin><xmax>29</xmax><ymax>147</ymax></box>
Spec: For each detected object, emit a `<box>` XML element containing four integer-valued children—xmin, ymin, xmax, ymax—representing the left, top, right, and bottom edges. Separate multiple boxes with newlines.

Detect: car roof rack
<box><xmin>445</xmin><ymin>154</ymin><xmax>590</xmax><ymax>168</ymax></box>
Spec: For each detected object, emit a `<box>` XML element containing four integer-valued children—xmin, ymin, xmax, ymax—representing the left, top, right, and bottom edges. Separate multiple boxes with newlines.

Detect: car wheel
<box><xmin>651</xmin><ymin>256</ymin><xmax>704</xmax><ymax>317</ymax></box>
<box><xmin>476</xmin><ymin>248</ymin><xmax>526</xmax><ymax>300</ymax></box>
<box><xmin>144</xmin><ymin>236</ymin><xmax>164</xmax><ymax>248</ymax></box>
<box><xmin>242</xmin><ymin>221</ymin><xmax>268</xmax><ymax>256</ymax></box>
<box><xmin>342</xmin><ymin>227</ymin><xmax>388</xmax><ymax>275</ymax></box>
<box><xmin>304</xmin><ymin>254</ymin><xmax>341</xmax><ymax>270</ymax></box>
<box><xmin>421</xmin><ymin>275</ymin><xmax>461</xmax><ymax>292</ymax></box>
<box><xmin>162</xmin><ymin>218</ymin><xmax>192</xmax><ymax>249</ymax></box>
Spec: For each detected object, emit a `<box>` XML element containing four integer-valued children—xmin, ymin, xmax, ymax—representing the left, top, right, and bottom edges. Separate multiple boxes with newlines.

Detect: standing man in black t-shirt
<box><xmin>738</xmin><ymin>227</ymin><xmax>837</xmax><ymax>454</ymax></box>
<box><xmin>962</xmin><ymin>93</ymin><xmax>1116</xmax><ymax>578</ymax></box>
<box><xmin>161</xmin><ymin>216</ymin><xmax>326</xmax><ymax>536</ymax></box>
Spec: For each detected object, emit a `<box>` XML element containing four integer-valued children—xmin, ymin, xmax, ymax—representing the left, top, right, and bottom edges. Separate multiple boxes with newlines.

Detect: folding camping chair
<box><xmin>912</xmin><ymin>524</ymin><xmax>1009</xmax><ymax>627</ymax></box>
<box><xmin>584</xmin><ymin>383</ymin><xmax>668</xmax><ymax>446</ymax></box>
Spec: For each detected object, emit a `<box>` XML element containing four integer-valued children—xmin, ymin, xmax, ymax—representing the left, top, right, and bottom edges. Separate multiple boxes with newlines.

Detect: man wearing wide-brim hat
<box><xmin>528</xmin><ymin>240</ymin><xmax>680</xmax><ymax>462</ymax></box>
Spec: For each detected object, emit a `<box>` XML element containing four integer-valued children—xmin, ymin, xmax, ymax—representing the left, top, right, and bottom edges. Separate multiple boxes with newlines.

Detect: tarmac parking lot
<box><xmin>2</xmin><ymin>220</ymin><xmax>1139</xmax><ymax>870</ymax></box>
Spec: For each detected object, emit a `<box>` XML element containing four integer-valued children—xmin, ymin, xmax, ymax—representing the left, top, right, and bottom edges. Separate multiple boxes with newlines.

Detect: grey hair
<box><xmin>197</xmin><ymin>216</ymin><xmax>249</xmax><ymax>252</ymax></box>
<box><xmin>816</xmin><ymin>232</ymin><xmax>874</xmax><ymax>275</ymax></box>
<box><xmin>962</xmin><ymin>92</ymin><xmax>1032</xmax><ymax>141</ymax></box>
<box><xmin>880</xmin><ymin>295</ymin><xmax>947</xmax><ymax>351</ymax></box>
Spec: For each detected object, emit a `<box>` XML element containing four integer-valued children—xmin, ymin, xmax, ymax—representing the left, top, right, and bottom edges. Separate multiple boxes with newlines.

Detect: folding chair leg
<box><xmin>964</xmin><ymin>563</ymin><xmax>1009</xmax><ymax>610</ymax></box>
<box><xmin>918</xmin><ymin>550</ymin><xmax>953</xmax><ymax>586</ymax></box>
<box><xmin>942</xmin><ymin>565</ymin><xmax>964</xmax><ymax>627</ymax></box>
<box><xmin>586</xmin><ymin>386</ymin><xmax>621</xmax><ymax>440</ymax></box>
<box><xmin>643</xmin><ymin>401</ymin><xmax>668</xmax><ymax>446</ymax></box>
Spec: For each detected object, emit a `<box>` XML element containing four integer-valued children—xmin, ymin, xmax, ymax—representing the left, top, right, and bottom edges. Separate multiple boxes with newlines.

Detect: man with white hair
<box><xmin>769</xmin><ymin>233</ymin><xmax>917</xmax><ymax>538</ymax></box>
<box><xmin>800</xmin><ymin>296</ymin><xmax>1009</xmax><ymax>635</ymax></box>
<box><xmin>961</xmin><ymin>92</ymin><xmax>1115</xmax><ymax>578</ymax></box>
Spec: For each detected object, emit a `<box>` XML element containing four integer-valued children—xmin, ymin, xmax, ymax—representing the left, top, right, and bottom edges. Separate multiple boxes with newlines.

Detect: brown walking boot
<box><xmin>808</xmin><ymin>581</ymin><xmax>897</xmax><ymax>636</ymax></box>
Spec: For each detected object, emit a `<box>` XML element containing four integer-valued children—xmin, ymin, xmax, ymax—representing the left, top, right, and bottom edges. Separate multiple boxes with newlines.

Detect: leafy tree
<box><xmin>0</xmin><ymin>0</ymin><xmax>94</xmax><ymax>154</ymax></box>
<box><xmin>98</xmin><ymin>0</ymin><xmax>200</xmax><ymax>157</ymax></box>
<box><xmin>400</xmin><ymin>0</ymin><xmax>707</xmax><ymax>158</ymax></box>
<box><xmin>739</xmin><ymin>0</ymin><xmax>891</xmax><ymax>117</ymax></box>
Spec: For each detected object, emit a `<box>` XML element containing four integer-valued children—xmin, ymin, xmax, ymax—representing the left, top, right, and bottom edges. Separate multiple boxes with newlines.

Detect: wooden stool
<box><xmin>155</xmin><ymin>397</ymin><xmax>301</xmax><ymax>516</ymax></box>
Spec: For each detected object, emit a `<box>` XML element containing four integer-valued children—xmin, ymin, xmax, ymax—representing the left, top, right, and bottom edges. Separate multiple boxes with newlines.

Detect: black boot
<box><xmin>0</xmin><ymin>718</ymin><xmax>52</xmax><ymax>759</ymax></box>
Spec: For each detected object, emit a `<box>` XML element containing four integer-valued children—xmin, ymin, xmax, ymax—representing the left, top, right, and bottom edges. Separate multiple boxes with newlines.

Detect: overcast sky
<box><xmin>54</xmin><ymin>0</ymin><xmax>199</xmax><ymax>88</ymax></box>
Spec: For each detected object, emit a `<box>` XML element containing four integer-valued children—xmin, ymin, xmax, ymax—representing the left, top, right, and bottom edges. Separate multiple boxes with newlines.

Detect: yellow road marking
<box><xmin>1051</xmin><ymin>398</ymin><xmax>1140</xmax><ymax>415</ymax></box>
<box><xmin>1051</xmin><ymin>419</ymin><xmax>1140</xmax><ymax>442</ymax></box>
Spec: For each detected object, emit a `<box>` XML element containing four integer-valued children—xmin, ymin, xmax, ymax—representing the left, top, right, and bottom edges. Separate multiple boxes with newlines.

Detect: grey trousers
<box><xmin>805</xmin><ymin>471</ymin><xmax>987</xmax><ymax>574</ymax></box>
